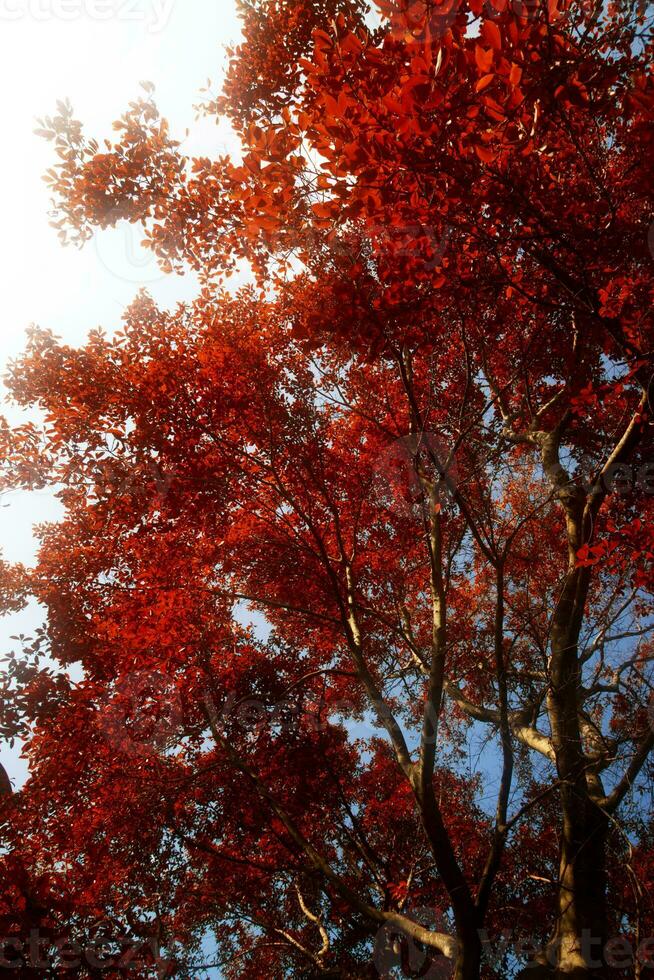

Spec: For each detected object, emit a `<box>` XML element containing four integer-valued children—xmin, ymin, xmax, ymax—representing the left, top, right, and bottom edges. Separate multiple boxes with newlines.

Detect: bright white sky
<box><xmin>0</xmin><ymin>0</ymin><xmax>243</xmax><ymax>786</ymax></box>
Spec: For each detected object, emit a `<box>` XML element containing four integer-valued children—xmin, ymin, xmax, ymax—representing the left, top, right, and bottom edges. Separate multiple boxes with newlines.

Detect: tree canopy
<box><xmin>0</xmin><ymin>0</ymin><xmax>653</xmax><ymax>977</ymax></box>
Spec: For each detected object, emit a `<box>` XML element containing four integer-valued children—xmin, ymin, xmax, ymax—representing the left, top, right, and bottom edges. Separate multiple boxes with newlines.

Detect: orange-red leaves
<box><xmin>509</xmin><ymin>63</ymin><xmax>523</xmax><ymax>86</ymax></box>
<box><xmin>401</xmin><ymin>74</ymin><xmax>431</xmax><ymax>99</ymax></box>
<box><xmin>13</xmin><ymin>3</ymin><xmax>654</xmax><ymax>973</ymax></box>
<box><xmin>476</xmin><ymin>73</ymin><xmax>495</xmax><ymax>93</ymax></box>
<box><xmin>322</xmin><ymin>92</ymin><xmax>341</xmax><ymax>116</ymax></box>
<box><xmin>475</xmin><ymin>45</ymin><xmax>494</xmax><ymax>74</ymax></box>
<box><xmin>313</xmin><ymin>28</ymin><xmax>333</xmax><ymax>51</ymax></box>
<box><xmin>482</xmin><ymin>95</ymin><xmax>506</xmax><ymax>121</ymax></box>
<box><xmin>547</xmin><ymin>0</ymin><xmax>561</xmax><ymax>20</ymax></box>
<box><xmin>475</xmin><ymin>143</ymin><xmax>499</xmax><ymax>163</ymax></box>
<box><xmin>383</xmin><ymin>92</ymin><xmax>405</xmax><ymax>115</ymax></box>
<box><xmin>481</xmin><ymin>20</ymin><xmax>502</xmax><ymax>51</ymax></box>
<box><xmin>339</xmin><ymin>30</ymin><xmax>364</xmax><ymax>57</ymax></box>
<box><xmin>311</xmin><ymin>200</ymin><xmax>337</xmax><ymax>220</ymax></box>
<box><xmin>298</xmin><ymin>57</ymin><xmax>318</xmax><ymax>74</ymax></box>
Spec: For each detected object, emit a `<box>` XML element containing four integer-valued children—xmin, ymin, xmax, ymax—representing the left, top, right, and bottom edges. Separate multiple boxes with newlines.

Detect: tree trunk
<box><xmin>453</xmin><ymin>924</ymin><xmax>482</xmax><ymax>980</ymax></box>
<box><xmin>547</xmin><ymin>556</ymin><xmax>608</xmax><ymax>979</ymax></box>
<box><xmin>552</xmin><ymin>799</ymin><xmax>608</xmax><ymax>978</ymax></box>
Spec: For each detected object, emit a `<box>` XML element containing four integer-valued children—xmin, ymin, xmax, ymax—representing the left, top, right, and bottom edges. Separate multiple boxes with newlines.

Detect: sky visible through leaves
<box><xmin>0</xmin><ymin>0</ymin><xmax>247</xmax><ymax>788</ymax></box>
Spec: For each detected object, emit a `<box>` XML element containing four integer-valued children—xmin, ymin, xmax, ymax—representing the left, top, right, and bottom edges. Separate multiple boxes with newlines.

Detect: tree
<box><xmin>0</xmin><ymin>0</ymin><xmax>653</xmax><ymax>976</ymax></box>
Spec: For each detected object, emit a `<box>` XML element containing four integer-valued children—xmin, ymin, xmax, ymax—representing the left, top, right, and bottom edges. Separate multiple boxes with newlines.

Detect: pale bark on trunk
<box><xmin>538</xmin><ymin>431</ymin><xmax>609</xmax><ymax>979</ymax></box>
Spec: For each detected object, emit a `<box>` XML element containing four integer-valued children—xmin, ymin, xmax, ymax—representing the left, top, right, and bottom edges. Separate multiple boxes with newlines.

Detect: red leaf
<box><xmin>475</xmin><ymin>45</ymin><xmax>494</xmax><ymax>73</ymax></box>
<box><xmin>476</xmin><ymin>73</ymin><xmax>495</xmax><ymax>92</ymax></box>
<box><xmin>475</xmin><ymin>143</ymin><xmax>499</xmax><ymax>163</ymax></box>
<box><xmin>481</xmin><ymin>20</ymin><xmax>502</xmax><ymax>51</ymax></box>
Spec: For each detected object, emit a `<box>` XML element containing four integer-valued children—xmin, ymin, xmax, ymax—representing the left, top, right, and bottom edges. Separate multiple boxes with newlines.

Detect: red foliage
<box><xmin>0</xmin><ymin>0</ymin><xmax>652</xmax><ymax>976</ymax></box>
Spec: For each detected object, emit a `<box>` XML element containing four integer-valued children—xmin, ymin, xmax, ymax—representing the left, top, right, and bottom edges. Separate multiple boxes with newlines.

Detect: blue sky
<box><xmin>0</xmin><ymin>0</ymin><xmax>245</xmax><ymax>787</ymax></box>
